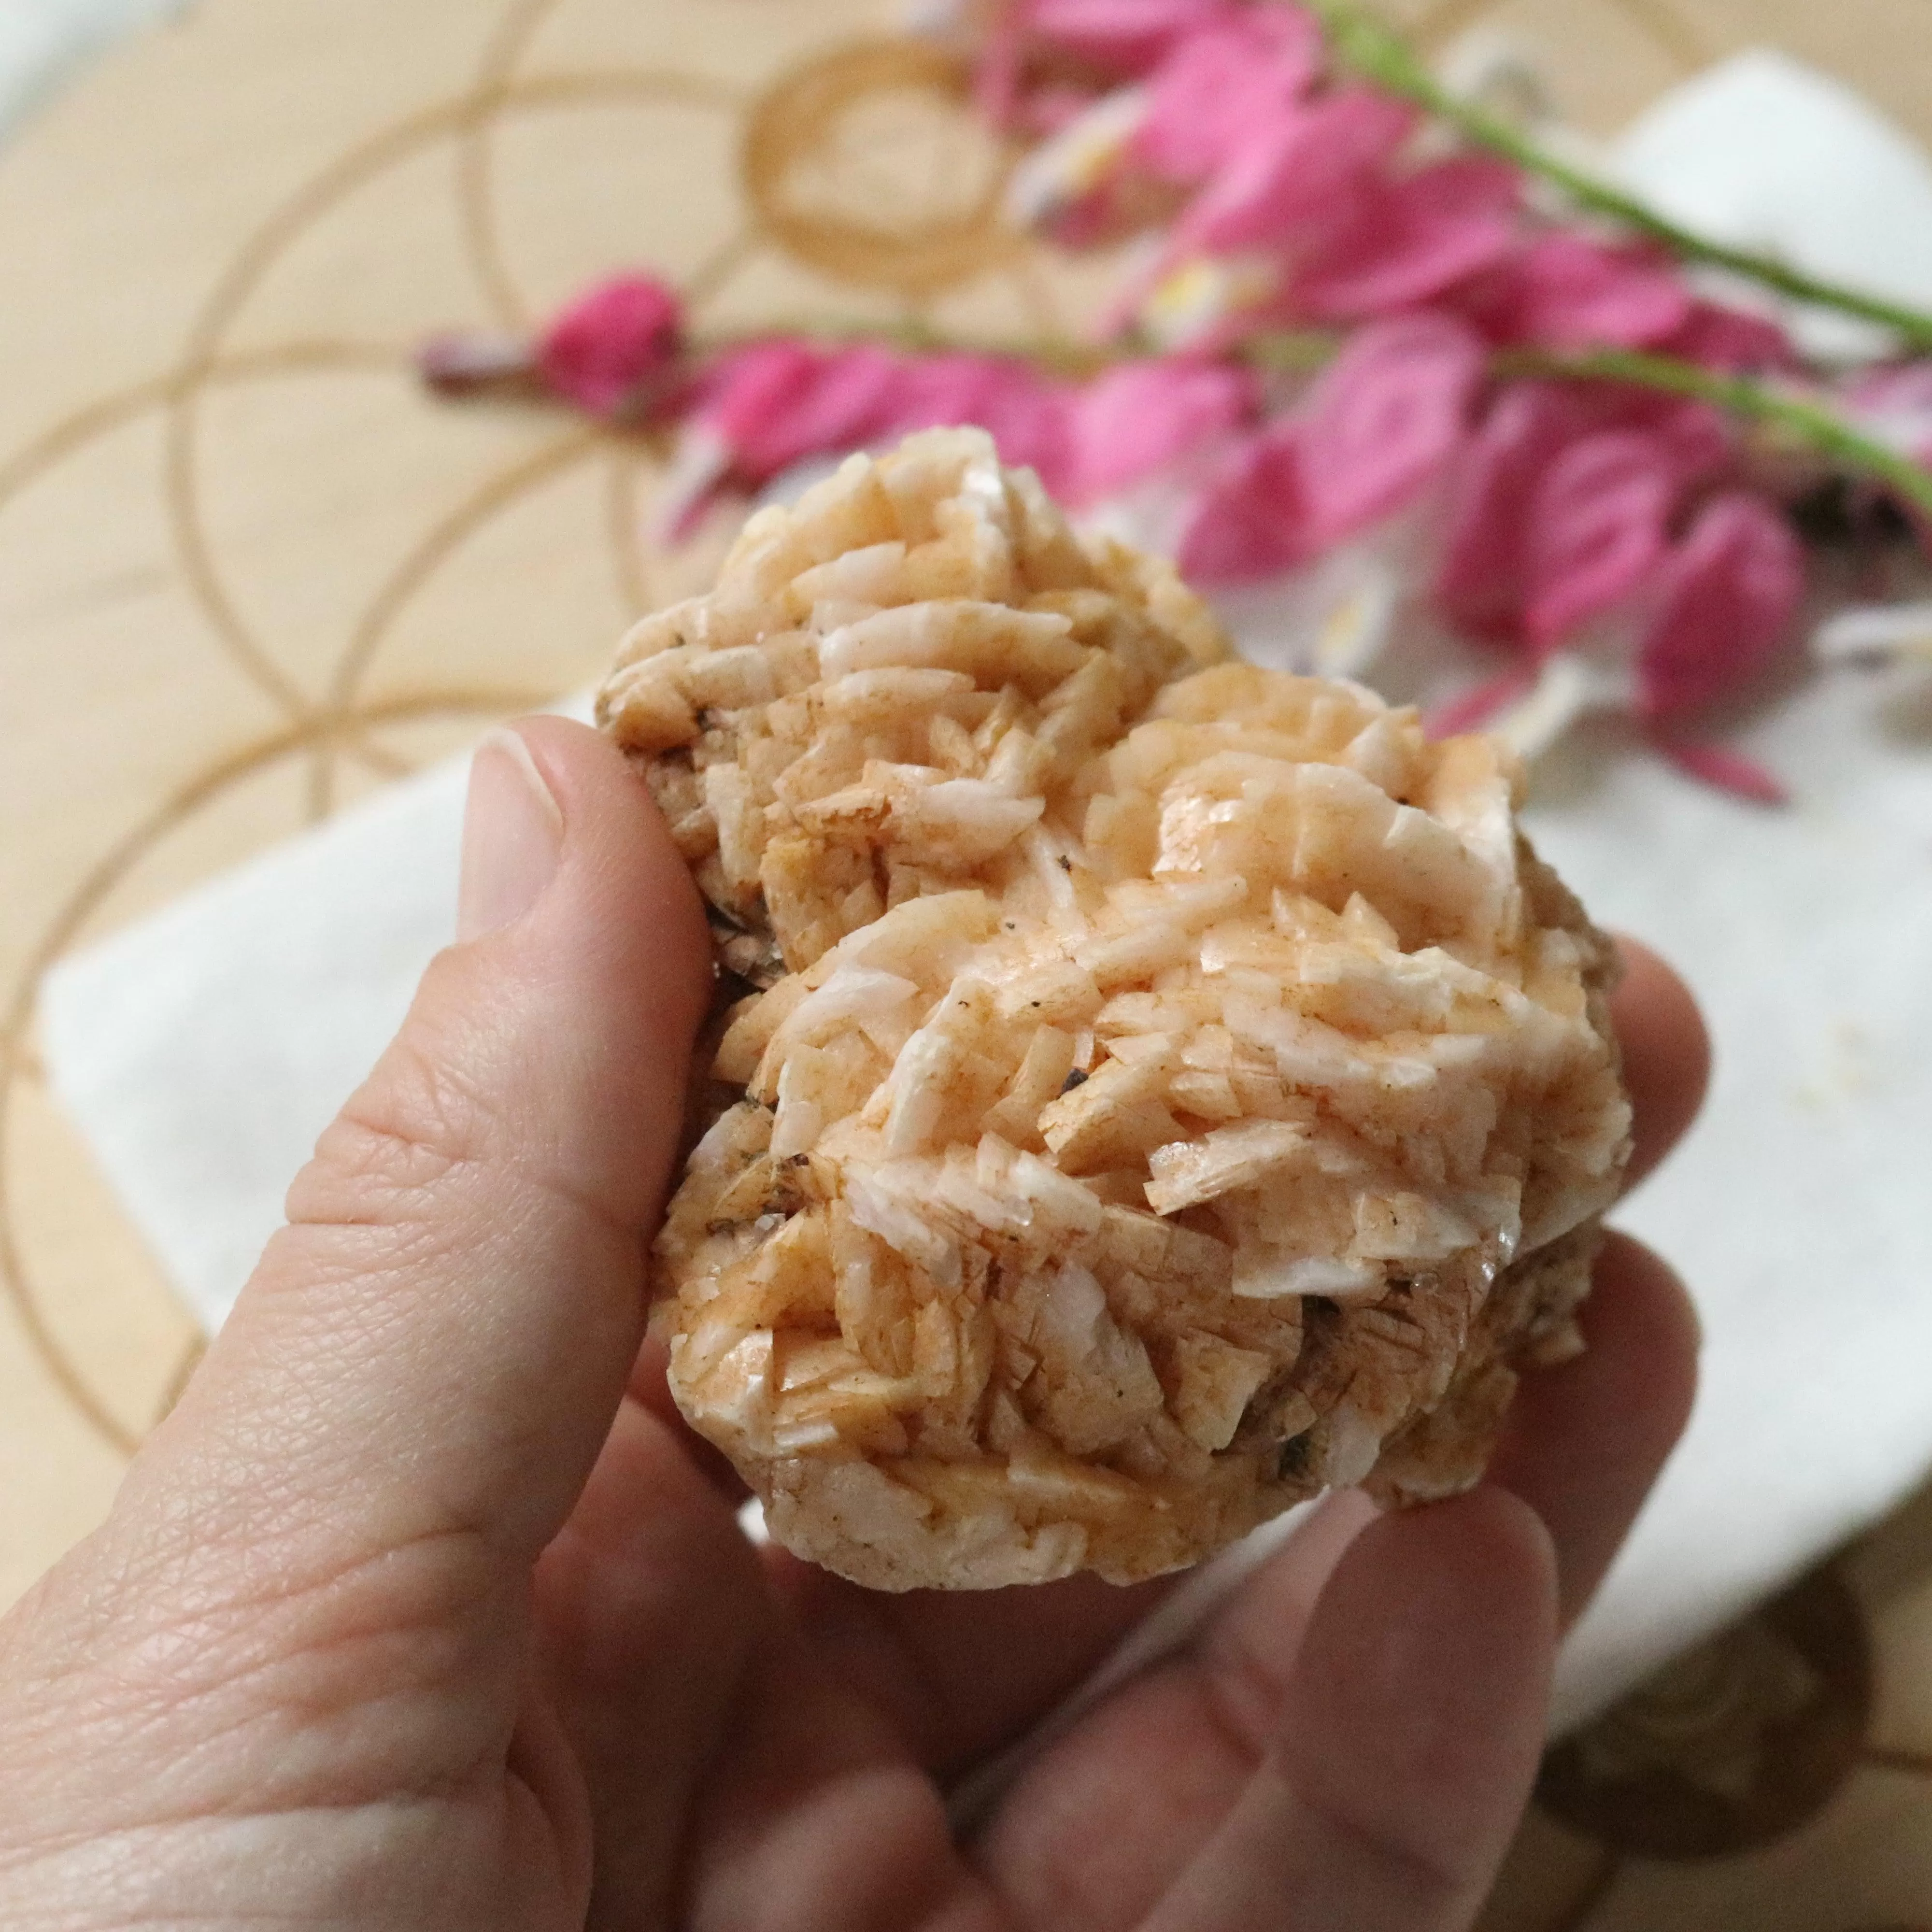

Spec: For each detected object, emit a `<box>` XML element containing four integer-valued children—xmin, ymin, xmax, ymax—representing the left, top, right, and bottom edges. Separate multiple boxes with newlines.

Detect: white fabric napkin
<box><xmin>36</xmin><ymin>56</ymin><xmax>1932</xmax><ymax>1728</ymax></box>
<box><xmin>1613</xmin><ymin>48</ymin><xmax>1932</xmax><ymax>362</ymax></box>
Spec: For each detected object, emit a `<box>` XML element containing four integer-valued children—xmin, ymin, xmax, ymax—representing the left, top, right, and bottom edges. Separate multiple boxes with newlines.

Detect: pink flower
<box><xmin>1177</xmin><ymin>429</ymin><xmax>1311</xmax><ymax>582</ymax></box>
<box><xmin>537</xmin><ymin>275</ymin><xmax>683</xmax><ymax>417</ymax></box>
<box><xmin>1606</xmin><ymin>392</ymin><xmax>1731</xmax><ymax>491</ymax></box>
<box><xmin>1130</xmin><ymin>11</ymin><xmax>1323</xmax><ymax>183</ymax></box>
<box><xmin>1297</xmin><ymin>313</ymin><xmax>1486</xmax><ymax>544</ymax></box>
<box><xmin>1293</xmin><ymin>157</ymin><xmax>1522</xmax><ymax>321</ymax></box>
<box><xmin>887</xmin><ymin>353</ymin><xmax>1075</xmax><ymax>487</ymax></box>
<box><xmin>1659</xmin><ymin>299</ymin><xmax>1793</xmax><ymax>373</ymax></box>
<box><xmin>1433</xmin><ymin>382</ymin><xmax>1591</xmax><ymax>641</ymax></box>
<box><xmin>1464</xmin><ymin>235</ymin><xmax>1689</xmax><ymax>350</ymax></box>
<box><xmin>1168</xmin><ymin>86</ymin><xmax>1413</xmax><ymax>256</ymax></box>
<box><xmin>1521</xmin><ymin>429</ymin><xmax>1676</xmax><ymax>650</ymax></box>
<box><xmin>1023</xmin><ymin>0</ymin><xmax>1247</xmax><ymax>73</ymax></box>
<box><xmin>1067</xmin><ymin>356</ymin><xmax>1257</xmax><ymax>502</ymax></box>
<box><xmin>681</xmin><ymin>344</ymin><xmax>1077</xmax><ymax>504</ymax></box>
<box><xmin>1638</xmin><ymin>493</ymin><xmax>1804</xmax><ymax>719</ymax></box>
<box><xmin>687</xmin><ymin>342</ymin><xmax>885</xmax><ymax>483</ymax></box>
<box><xmin>1177</xmin><ymin>314</ymin><xmax>1481</xmax><ymax>582</ymax></box>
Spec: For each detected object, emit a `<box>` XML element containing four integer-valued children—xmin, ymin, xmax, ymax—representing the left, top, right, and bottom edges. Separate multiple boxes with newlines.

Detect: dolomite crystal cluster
<box><xmin>598</xmin><ymin>429</ymin><xmax>1631</xmax><ymax>1591</ymax></box>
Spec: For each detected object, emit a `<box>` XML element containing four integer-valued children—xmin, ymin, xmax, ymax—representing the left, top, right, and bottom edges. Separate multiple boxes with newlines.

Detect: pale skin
<box><xmin>0</xmin><ymin>718</ymin><xmax>1706</xmax><ymax>1931</ymax></box>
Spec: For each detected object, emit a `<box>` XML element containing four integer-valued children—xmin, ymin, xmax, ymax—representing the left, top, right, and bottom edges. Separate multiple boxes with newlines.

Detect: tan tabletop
<box><xmin>1</xmin><ymin>0</ymin><xmax>1929</xmax><ymax>1922</ymax></box>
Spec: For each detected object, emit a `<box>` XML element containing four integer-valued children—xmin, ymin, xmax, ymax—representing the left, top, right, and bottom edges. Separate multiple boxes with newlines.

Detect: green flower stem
<box><xmin>1492</xmin><ymin>344</ymin><xmax>1932</xmax><ymax>519</ymax></box>
<box><xmin>1233</xmin><ymin>330</ymin><xmax>1932</xmax><ymax>519</ymax></box>
<box><xmin>1303</xmin><ymin>0</ymin><xmax>1932</xmax><ymax>356</ymax></box>
<box><xmin>678</xmin><ymin>322</ymin><xmax>1932</xmax><ymax>519</ymax></box>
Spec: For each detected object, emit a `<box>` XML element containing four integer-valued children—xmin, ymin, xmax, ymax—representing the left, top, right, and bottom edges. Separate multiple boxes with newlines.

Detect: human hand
<box><xmin>0</xmin><ymin>718</ymin><xmax>1705</xmax><ymax>1931</ymax></box>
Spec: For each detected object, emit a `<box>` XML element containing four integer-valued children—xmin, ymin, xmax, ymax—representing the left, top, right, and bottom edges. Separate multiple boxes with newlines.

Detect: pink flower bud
<box><xmin>1178</xmin><ymin>430</ymin><xmax>1312</xmax><ymax>582</ymax></box>
<box><xmin>1297</xmin><ymin>312</ymin><xmax>1485</xmax><ymax>544</ymax></box>
<box><xmin>1522</xmin><ymin>429</ymin><xmax>1676</xmax><ymax>651</ymax></box>
<box><xmin>1463</xmin><ymin>234</ymin><xmax>1690</xmax><ymax>350</ymax></box>
<box><xmin>536</xmin><ymin>275</ymin><xmax>684</xmax><ymax>418</ymax></box>
<box><xmin>1639</xmin><ymin>493</ymin><xmax>1804</xmax><ymax>719</ymax></box>
<box><xmin>1293</xmin><ymin>157</ymin><xmax>1521</xmax><ymax>321</ymax></box>
<box><xmin>1068</xmin><ymin>356</ymin><xmax>1258</xmax><ymax>502</ymax></box>
<box><xmin>1130</xmin><ymin>11</ymin><xmax>1323</xmax><ymax>184</ymax></box>
<box><xmin>1433</xmin><ymin>382</ymin><xmax>1592</xmax><ymax>641</ymax></box>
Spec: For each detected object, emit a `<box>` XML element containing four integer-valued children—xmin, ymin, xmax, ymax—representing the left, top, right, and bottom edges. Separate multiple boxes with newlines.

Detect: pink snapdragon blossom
<box><xmin>536</xmin><ymin>275</ymin><xmax>684</xmax><ymax>416</ymax></box>
<box><xmin>1067</xmin><ymin>356</ymin><xmax>1258</xmax><ymax>502</ymax></box>
<box><xmin>696</xmin><ymin>342</ymin><xmax>900</xmax><ymax>483</ymax></box>
<box><xmin>665</xmin><ymin>343</ymin><xmax>1075</xmax><ymax>528</ymax></box>
<box><xmin>1297</xmin><ymin>313</ymin><xmax>1486</xmax><ymax>542</ymax></box>
<box><xmin>1638</xmin><ymin>493</ymin><xmax>1804</xmax><ymax>719</ymax></box>
<box><xmin>1520</xmin><ymin>429</ymin><xmax>1676</xmax><ymax>650</ymax></box>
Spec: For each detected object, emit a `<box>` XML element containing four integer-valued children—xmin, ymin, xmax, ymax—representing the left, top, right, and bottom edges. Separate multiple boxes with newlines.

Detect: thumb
<box><xmin>121</xmin><ymin>717</ymin><xmax>711</xmax><ymax>1577</ymax></box>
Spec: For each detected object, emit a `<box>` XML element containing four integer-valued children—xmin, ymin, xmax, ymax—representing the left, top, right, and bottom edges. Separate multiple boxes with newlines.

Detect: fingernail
<box><xmin>457</xmin><ymin>727</ymin><xmax>565</xmax><ymax>942</ymax></box>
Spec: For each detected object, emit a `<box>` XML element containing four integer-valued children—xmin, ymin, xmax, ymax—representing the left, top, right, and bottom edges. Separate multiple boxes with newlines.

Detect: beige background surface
<box><xmin>1</xmin><ymin>1</ymin><xmax>1929</xmax><ymax>1923</ymax></box>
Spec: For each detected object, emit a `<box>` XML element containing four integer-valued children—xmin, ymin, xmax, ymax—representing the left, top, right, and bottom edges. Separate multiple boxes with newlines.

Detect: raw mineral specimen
<box><xmin>599</xmin><ymin>428</ymin><xmax>1630</xmax><ymax>1591</ymax></box>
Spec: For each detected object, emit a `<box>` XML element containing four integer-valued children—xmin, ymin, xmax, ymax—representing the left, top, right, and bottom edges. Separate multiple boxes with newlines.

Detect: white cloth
<box><xmin>1614</xmin><ymin>49</ymin><xmax>1932</xmax><ymax>362</ymax></box>
<box><xmin>35</xmin><ymin>57</ymin><xmax>1932</xmax><ymax>1729</ymax></box>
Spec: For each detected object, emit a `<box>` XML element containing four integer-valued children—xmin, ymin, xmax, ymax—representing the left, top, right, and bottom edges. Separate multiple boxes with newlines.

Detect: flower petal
<box><xmin>1069</xmin><ymin>356</ymin><xmax>1258</xmax><ymax>502</ymax></box>
<box><xmin>537</xmin><ymin>274</ymin><xmax>684</xmax><ymax>416</ymax></box>
<box><xmin>1463</xmin><ymin>234</ymin><xmax>1690</xmax><ymax>350</ymax></box>
<box><xmin>714</xmin><ymin>342</ymin><xmax>906</xmax><ymax>482</ymax></box>
<box><xmin>884</xmin><ymin>353</ymin><xmax>1076</xmax><ymax>489</ymax></box>
<box><xmin>1658</xmin><ymin>298</ymin><xmax>1794</xmax><ymax>373</ymax></box>
<box><xmin>1024</xmin><ymin>0</ymin><xmax>1246</xmax><ymax>73</ymax></box>
<box><xmin>1177</xmin><ymin>430</ymin><xmax>1314</xmax><ymax>582</ymax></box>
<box><xmin>1004</xmin><ymin>85</ymin><xmax>1149</xmax><ymax>229</ymax></box>
<box><xmin>1432</xmin><ymin>381</ymin><xmax>1593</xmax><ymax>641</ymax></box>
<box><xmin>1293</xmin><ymin>156</ymin><xmax>1522</xmax><ymax>321</ymax></box>
<box><xmin>1132</xmin><ymin>12</ymin><xmax>1327</xmax><ymax>185</ymax></box>
<box><xmin>1297</xmin><ymin>312</ymin><xmax>1486</xmax><ymax>544</ymax></box>
<box><xmin>1638</xmin><ymin>493</ymin><xmax>1805</xmax><ymax>717</ymax></box>
<box><xmin>1169</xmin><ymin>86</ymin><xmax>1413</xmax><ymax>256</ymax></box>
<box><xmin>1522</xmin><ymin>428</ymin><xmax>1676</xmax><ymax>650</ymax></box>
<box><xmin>1649</xmin><ymin>736</ymin><xmax>1788</xmax><ymax>805</ymax></box>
